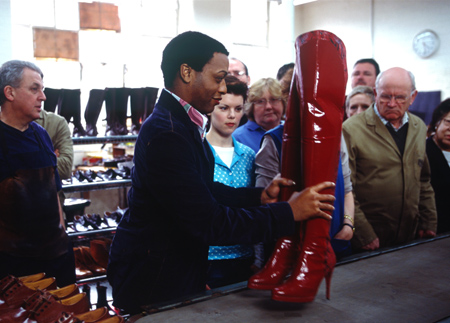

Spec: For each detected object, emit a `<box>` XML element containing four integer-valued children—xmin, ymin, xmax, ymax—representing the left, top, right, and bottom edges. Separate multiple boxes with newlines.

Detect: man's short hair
<box><xmin>224</xmin><ymin>75</ymin><xmax>248</xmax><ymax>102</ymax></box>
<box><xmin>161</xmin><ymin>31</ymin><xmax>229</xmax><ymax>88</ymax></box>
<box><xmin>354</xmin><ymin>58</ymin><xmax>380</xmax><ymax>76</ymax></box>
<box><xmin>230</xmin><ymin>57</ymin><xmax>249</xmax><ymax>76</ymax></box>
<box><xmin>276</xmin><ymin>63</ymin><xmax>294</xmax><ymax>81</ymax></box>
<box><xmin>0</xmin><ymin>60</ymin><xmax>43</xmax><ymax>106</ymax></box>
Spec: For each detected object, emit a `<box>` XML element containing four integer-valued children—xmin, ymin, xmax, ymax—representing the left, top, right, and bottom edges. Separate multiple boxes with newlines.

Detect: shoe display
<box><xmin>86</xmin><ymin>214</ymin><xmax>109</xmax><ymax>229</ymax></box>
<box><xmin>75</xmin><ymin>306</ymin><xmax>110</xmax><ymax>322</ymax></box>
<box><xmin>90</xmin><ymin>238</ymin><xmax>112</xmax><ymax>269</ymax></box>
<box><xmin>0</xmin><ymin>291</ymin><xmax>90</xmax><ymax>323</ymax></box>
<box><xmin>0</xmin><ymin>277</ymin><xmax>56</xmax><ymax>311</ymax></box>
<box><xmin>73</xmin><ymin>247</ymin><xmax>94</xmax><ymax>280</ymax></box>
<box><xmin>79</xmin><ymin>246</ymin><xmax>107</xmax><ymax>276</ymax></box>
<box><xmin>104</xmin><ymin>207</ymin><xmax>126</xmax><ymax>227</ymax></box>
<box><xmin>73</xmin><ymin>215</ymin><xmax>95</xmax><ymax>232</ymax></box>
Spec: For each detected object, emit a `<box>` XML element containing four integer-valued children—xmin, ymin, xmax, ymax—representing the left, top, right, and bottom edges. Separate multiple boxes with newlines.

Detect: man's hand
<box><xmin>288</xmin><ymin>181</ymin><xmax>335</xmax><ymax>222</ymax></box>
<box><xmin>362</xmin><ymin>237</ymin><xmax>379</xmax><ymax>250</ymax></box>
<box><xmin>417</xmin><ymin>230</ymin><xmax>436</xmax><ymax>239</ymax></box>
<box><xmin>54</xmin><ymin>148</ymin><xmax>60</xmax><ymax>158</ymax></box>
<box><xmin>260</xmin><ymin>174</ymin><xmax>295</xmax><ymax>204</ymax></box>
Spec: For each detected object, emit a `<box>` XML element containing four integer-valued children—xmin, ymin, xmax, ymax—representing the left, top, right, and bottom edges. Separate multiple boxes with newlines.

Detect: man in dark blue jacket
<box><xmin>108</xmin><ymin>31</ymin><xmax>335</xmax><ymax>314</ymax></box>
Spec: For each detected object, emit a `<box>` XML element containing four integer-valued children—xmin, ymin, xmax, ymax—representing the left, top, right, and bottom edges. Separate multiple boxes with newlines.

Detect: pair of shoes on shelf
<box><xmin>90</xmin><ymin>238</ymin><xmax>112</xmax><ymax>270</ymax></box>
<box><xmin>73</xmin><ymin>214</ymin><xmax>108</xmax><ymax>232</ymax></box>
<box><xmin>74</xmin><ymin>246</ymin><xmax>107</xmax><ymax>280</ymax></box>
<box><xmin>73</xmin><ymin>170</ymin><xmax>105</xmax><ymax>183</ymax></box>
<box><xmin>103</xmin><ymin>207</ymin><xmax>127</xmax><ymax>227</ymax></box>
<box><xmin>97</xmin><ymin>169</ymin><xmax>130</xmax><ymax>181</ymax></box>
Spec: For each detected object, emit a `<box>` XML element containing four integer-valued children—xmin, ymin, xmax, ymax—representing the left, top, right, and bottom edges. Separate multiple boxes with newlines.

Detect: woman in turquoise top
<box><xmin>205</xmin><ymin>75</ymin><xmax>257</xmax><ymax>288</ymax></box>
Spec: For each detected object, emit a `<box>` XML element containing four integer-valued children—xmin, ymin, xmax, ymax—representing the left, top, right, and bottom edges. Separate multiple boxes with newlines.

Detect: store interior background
<box><xmin>0</xmin><ymin>0</ymin><xmax>449</xmax><ymax>215</ymax></box>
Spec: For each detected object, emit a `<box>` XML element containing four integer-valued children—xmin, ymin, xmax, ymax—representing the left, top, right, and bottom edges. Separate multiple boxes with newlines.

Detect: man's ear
<box><xmin>4</xmin><ymin>85</ymin><xmax>15</xmax><ymax>101</ymax></box>
<box><xmin>409</xmin><ymin>89</ymin><xmax>418</xmax><ymax>105</ymax></box>
<box><xmin>180</xmin><ymin>64</ymin><xmax>193</xmax><ymax>84</ymax></box>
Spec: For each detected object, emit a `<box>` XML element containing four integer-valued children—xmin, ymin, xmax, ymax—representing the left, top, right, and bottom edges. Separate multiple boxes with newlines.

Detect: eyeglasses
<box><xmin>254</xmin><ymin>98</ymin><xmax>282</xmax><ymax>107</ymax></box>
<box><xmin>229</xmin><ymin>70</ymin><xmax>246</xmax><ymax>77</ymax></box>
<box><xmin>439</xmin><ymin>118</ymin><xmax>450</xmax><ymax>128</ymax></box>
<box><xmin>378</xmin><ymin>92</ymin><xmax>414</xmax><ymax>104</ymax></box>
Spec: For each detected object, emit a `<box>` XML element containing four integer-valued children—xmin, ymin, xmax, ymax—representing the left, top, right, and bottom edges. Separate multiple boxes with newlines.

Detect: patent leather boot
<box><xmin>272</xmin><ymin>30</ymin><xmax>347</xmax><ymax>303</ymax></box>
<box><xmin>248</xmin><ymin>34</ymin><xmax>305</xmax><ymax>291</ymax></box>
<box><xmin>247</xmin><ymin>236</ymin><xmax>298</xmax><ymax>290</ymax></box>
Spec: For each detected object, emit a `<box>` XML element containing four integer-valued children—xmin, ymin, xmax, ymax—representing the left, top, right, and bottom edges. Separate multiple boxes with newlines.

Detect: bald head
<box><xmin>374</xmin><ymin>67</ymin><xmax>417</xmax><ymax>129</ymax></box>
<box><xmin>376</xmin><ymin>67</ymin><xmax>416</xmax><ymax>93</ymax></box>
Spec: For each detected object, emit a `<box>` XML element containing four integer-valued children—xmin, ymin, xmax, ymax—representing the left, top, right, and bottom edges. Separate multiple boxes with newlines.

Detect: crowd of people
<box><xmin>0</xmin><ymin>30</ymin><xmax>449</xmax><ymax>315</ymax></box>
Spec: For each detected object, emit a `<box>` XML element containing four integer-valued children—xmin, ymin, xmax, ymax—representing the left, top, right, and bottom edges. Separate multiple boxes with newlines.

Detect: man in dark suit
<box><xmin>108</xmin><ymin>31</ymin><xmax>336</xmax><ymax>314</ymax></box>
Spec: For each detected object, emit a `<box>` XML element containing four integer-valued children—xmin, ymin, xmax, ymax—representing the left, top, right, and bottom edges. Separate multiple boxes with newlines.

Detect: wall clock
<box><xmin>412</xmin><ymin>30</ymin><xmax>440</xmax><ymax>58</ymax></box>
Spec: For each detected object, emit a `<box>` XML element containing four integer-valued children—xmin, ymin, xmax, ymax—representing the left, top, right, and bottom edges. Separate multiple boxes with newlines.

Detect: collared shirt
<box><xmin>374</xmin><ymin>103</ymin><xmax>409</xmax><ymax>132</ymax></box>
<box><xmin>164</xmin><ymin>89</ymin><xmax>209</xmax><ymax>140</ymax></box>
<box><xmin>207</xmin><ymin>138</ymin><xmax>256</xmax><ymax>260</ymax></box>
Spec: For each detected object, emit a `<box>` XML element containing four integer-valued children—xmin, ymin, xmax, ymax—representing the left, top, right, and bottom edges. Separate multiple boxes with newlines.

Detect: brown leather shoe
<box><xmin>74</xmin><ymin>247</ymin><xmax>94</xmax><ymax>279</ymax></box>
<box><xmin>75</xmin><ymin>307</ymin><xmax>110</xmax><ymax>322</ymax></box>
<box><xmin>79</xmin><ymin>246</ymin><xmax>107</xmax><ymax>276</ymax></box>
<box><xmin>18</xmin><ymin>273</ymin><xmax>46</xmax><ymax>284</ymax></box>
<box><xmin>55</xmin><ymin>311</ymin><xmax>84</xmax><ymax>323</ymax></box>
<box><xmin>90</xmin><ymin>239</ymin><xmax>112</xmax><ymax>269</ymax></box>
<box><xmin>49</xmin><ymin>284</ymin><xmax>80</xmax><ymax>300</ymax></box>
<box><xmin>97</xmin><ymin>316</ymin><xmax>125</xmax><ymax>323</ymax></box>
<box><xmin>0</xmin><ymin>291</ymin><xmax>90</xmax><ymax>323</ymax></box>
<box><xmin>0</xmin><ymin>277</ymin><xmax>56</xmax><ymax>310</ymax></box>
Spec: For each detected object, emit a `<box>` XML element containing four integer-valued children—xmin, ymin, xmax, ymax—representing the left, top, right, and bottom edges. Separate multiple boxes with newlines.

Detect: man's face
<box><xmin>210</xmin><ymin>93</ymin><xmax>244</xmax><ymax>138</ymax></box>
<box><xmin>434</xmin><ymin>112</ymin><xmax>450</xmax><ymax>151</ymax></box>
<box><xmin>374</xmin><ymin>69</ymin><xmax>416</xmax><ymax>128</ymax></box>
<box><xmin>11</xmin><ymin>68</ymin><xmax>46</xmax><ymax>123</ymax></box>
<box><xmin>228</xmin><ymin>59</ymin><xmax>250</xmax><ymax>85</ymax></box>
<box><xmin>351</xmin><ymin>63</ymin><xmax>377</xmax><ymax>88</ymax></box>
<box><xmin>190</xmin><ymin>52</ymin><xmax>228</xmax><ymax>115</ymax></box>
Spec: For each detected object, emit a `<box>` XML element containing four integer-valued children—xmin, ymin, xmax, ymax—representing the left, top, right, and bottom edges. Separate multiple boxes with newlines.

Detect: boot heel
<box><xmin>325</xmin><ymin>267</ymin><xmax>333</xmax><ymax>300</ymax></box>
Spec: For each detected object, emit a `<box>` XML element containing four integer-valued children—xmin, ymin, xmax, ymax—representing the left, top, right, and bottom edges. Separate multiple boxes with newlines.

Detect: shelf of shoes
<box><xmin>62</xmin><ymin>166</ymin><xmax>132</xmax><ymax>193</ymax></box>
<box><xmin>72</xmin><ymin>134</ymin><xmax>138</xmax><ymax>145</ymax></box>
<box><xmin>63</xmin><ymin>179</ymin><xmax>131</xmax><ymax>193</ymax></box>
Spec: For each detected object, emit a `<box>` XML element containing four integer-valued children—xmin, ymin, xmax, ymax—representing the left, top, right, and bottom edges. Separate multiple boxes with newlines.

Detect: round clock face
<box><xmin>413</xmin><ymin>30</ymin><xmax>440</xmax><ymax>58</ymax></box>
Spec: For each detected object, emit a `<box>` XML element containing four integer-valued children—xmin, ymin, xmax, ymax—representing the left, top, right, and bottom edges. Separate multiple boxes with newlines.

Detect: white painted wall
<box><xmin>294</xmin><ymin>0</ymin><xmax>450</xmax><ymax>99</ymax></box>
<box><xmin>2</xmin><ymin>0</ymin><xmax>449</xmax><ymax>104</ymax></box>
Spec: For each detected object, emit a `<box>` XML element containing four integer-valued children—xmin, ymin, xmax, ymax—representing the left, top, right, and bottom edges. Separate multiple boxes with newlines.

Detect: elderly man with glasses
<box><xmin>343</xmin><ymin>67</ymin><xmax>437</xmax><ymax>252</ymax></box>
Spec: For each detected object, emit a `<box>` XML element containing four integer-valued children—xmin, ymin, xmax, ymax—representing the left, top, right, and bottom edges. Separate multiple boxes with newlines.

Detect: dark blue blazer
<box><xmin>108</xmin><ymin>90</ymin><xmax>294</xmax><ymax>313</ymax></box>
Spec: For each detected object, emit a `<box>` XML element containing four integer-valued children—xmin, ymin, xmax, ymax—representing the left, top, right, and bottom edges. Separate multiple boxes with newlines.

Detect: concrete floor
<box><xmin>132</xmin><ymin>236</ymin><xmax>450</xmax><ymax>323</ymax></box>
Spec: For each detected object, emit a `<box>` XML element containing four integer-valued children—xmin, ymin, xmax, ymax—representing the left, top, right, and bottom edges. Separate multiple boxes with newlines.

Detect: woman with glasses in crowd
<box><xmin>426</xmin><ymin>98</ymin><xmax>450</xmax><ymax>233</ymax></box>
<box><xmin>233</xmin><ymin>78</ymin><xmax>286</xmax><ymax>154</ymax></box>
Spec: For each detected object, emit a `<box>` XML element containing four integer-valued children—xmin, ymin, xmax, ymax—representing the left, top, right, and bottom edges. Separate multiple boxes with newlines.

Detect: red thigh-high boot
<box><xmin>247</xmin><ymin>47</ymin><xmax>304</xmax><ymax>291</ymax></box>
<box><xmin>272</xmin><ymin>30</ymin><xmax>347</xmax><ymax>303</ymax></box>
